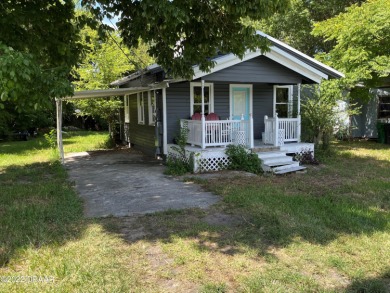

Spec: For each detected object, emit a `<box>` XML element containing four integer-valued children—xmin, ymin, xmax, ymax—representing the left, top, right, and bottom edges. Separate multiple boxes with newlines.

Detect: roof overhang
<box><xmin>61</xmin><ymin>82</ymin><xmax>169</xmax><ymax>100</ymax></box>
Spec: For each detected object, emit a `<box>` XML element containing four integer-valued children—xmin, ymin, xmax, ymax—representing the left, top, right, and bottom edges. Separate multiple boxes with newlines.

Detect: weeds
<box><xmin>225</xmin><ymin>144</ymin><xmax>262</xmax><ymax>174</ymax></box>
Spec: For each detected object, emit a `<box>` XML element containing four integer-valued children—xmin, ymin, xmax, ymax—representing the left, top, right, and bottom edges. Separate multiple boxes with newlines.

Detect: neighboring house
<box><xmin>111</xmin><ymin>32</ymin><xmax>343</xmax><ymax>173</ymax></box>
<box><xmin>352</xmin><ymin>77</ymin><xmax>390</xmax><ymax>138</ymax></box>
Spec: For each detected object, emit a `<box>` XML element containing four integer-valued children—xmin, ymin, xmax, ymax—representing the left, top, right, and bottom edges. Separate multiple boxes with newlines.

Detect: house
<box><xmin>111</xmin><ymin>32</ymin><xmax>343</xmax><ymax>173</ymax></box>
<box><xmin>351</xmin><ymin>77</ymin><xmax>390</xmax><ymax>139</ymax></box>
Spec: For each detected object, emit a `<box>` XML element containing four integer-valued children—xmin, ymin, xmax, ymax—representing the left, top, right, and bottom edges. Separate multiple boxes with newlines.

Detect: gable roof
<box><xmin>110</xmin><ymin>31</ymin><xmax>343</xmax><ymax>86</ymax></box>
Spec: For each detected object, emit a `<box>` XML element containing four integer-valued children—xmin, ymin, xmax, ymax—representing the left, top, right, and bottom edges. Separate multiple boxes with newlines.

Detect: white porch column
<box><xmin>201</xmin><ymin>80</ymin><xmax>206</xmax><ymax>149</ymax></box>
<box><xmin>249</xmin><ymin>113</ymin><xmax>254</xmax><ymax>148</ymax></box>
<box><xmin>297</xmin><ymin>83</ymin><xmax>301</xmax><ymax>115</ymax></box>
<box><xmin>297</xmin><ymin>83</ymin><xmax>301</xmax><ymax>142</ymax></box>
<box><xmin>162</xmin><ymin>87</ymin><xmax>168</xmax><ymax>154</ymax></box>
<box><xmin>56</xmin><ymin>98</ymin><xmax>64</xmax><ymax>164</ymax></box>
<box><xmin>274</xmin><ymin>112</ymin><xmax>279</xmax><ymax>147</ymax></box>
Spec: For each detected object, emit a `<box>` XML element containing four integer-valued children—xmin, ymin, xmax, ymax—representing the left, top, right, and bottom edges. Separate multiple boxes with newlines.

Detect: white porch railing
<box><xmin>180</xmin><ymin>117</ymin><xmax>254</xmax><ymax>149</ymax></box>
<box><xmin>263</xmin><ymin>114</ymin><xmax>301</xmax><ymax>146</ymax></box>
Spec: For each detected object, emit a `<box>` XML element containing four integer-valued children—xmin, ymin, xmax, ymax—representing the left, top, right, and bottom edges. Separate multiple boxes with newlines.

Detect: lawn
<box><xmin>0</xmin><ymin>135</ymin><xmax>389</xmax><ymax>292</ymax></box>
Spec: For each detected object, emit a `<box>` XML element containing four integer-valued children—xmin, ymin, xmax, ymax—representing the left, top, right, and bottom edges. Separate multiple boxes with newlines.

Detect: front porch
<box><xmin>180</xmin><ymin>114</ymin><xmax>302</xmax><ymax>149</ymax></box>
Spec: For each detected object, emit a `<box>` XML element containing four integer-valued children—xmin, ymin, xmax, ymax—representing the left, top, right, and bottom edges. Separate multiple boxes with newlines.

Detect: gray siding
<box><xmin>352</xmin><ymin>90</ymin><xmax>382</xmax><ymax>138</ymax></box>
<box><xmin>202</xmin><ymin>56</ymin><xmax>305</xmax><ymax>84</ymax></box>
<box><xmin>253</xmin><ymin>84</ymin><xmax>274</xmax><ymax>139</ymax></box>
<box><xmin>125</xmin><ymin>93</ymin><xmax>156</xmax><ymax>156</ymax></box>
<box><xmin>166</xmin><ymin>82</ymin><xmax>191</xmax><ymax>143</ymax></box>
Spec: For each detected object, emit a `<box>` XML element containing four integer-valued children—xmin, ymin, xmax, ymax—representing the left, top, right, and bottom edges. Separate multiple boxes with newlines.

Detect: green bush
<box><xmin>225</xmin><ymin>144</ymin><xmax>262</xmax><ymax>174</ymax></box>
<box><xmin>165</xmin><ymin>123</ymin><xmax>193</xmax><ymax>175</ymax></box>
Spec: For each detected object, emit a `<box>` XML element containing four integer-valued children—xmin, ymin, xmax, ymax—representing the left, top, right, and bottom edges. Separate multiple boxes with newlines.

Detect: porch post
<box><xmin>201</xmin><ymin>80</ymin><xmax>206</xmax><ymax>149</ymax></box>
<box><xmin>249</xmin><ymin>113</ymin><xmax>254</xmax><ymax>148</ymax></box>
<box><xmin>274</xmin><ymin>112</ymin><xmax>279</xmax><ymax>147</ymax></box>
<box><xmin>297</xmin><ymin>83</ymin><xmax>301</xmax><ymax>142</ymax></box>
<box><xmin>55</xmin><ymin>98</ymin><xmax>64</xmax><ymax>164</ymax></box>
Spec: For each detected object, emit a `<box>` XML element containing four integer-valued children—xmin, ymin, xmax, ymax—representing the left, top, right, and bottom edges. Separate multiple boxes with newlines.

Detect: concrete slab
<box><xmin>64</xmin><ymin>150</ymin><xmax>219</xmax><ymax>218</ymax></box>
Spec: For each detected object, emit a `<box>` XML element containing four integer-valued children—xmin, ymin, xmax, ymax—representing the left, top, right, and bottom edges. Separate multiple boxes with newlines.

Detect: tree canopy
<box><xmin>72</xmin><ymin>9</ymin><xmax>154</xmax><ymax>136</ymax></box>
<box><xmin>82</xmin><ymin>0</ymin><xmax>290</xmax><ymax>79</ymax></box>
<box><xmin>0</xmin><ymin>0</ymin><xmax>85</xmax><ymax>111</ymax></box>
<box><xmin>313</xmin><ymin>0</ymin><xmax>390</xmax><ymax>90</ymax></box>
<box><xmin>252</xmin><ymin>0</ymin><xmax>364</xmax><ymax>56</ymax></box>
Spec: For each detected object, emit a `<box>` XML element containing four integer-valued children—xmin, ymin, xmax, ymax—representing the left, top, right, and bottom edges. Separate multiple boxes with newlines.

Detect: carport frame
<box><xmin>56</xmin><ymin>83</ymin><xmax>169</xmax><ymax>163</ymax></box>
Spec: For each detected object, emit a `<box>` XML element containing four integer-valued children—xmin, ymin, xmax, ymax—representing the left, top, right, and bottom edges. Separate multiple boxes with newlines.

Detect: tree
<box><xmin>251</xmin><ymin>0</ymin><xmax>364</xmax><ymax>56</ymax></box>
<box><xmin>82</xmin><ymin>0</ymin><xmax>290</xmax><ymax>79</ymax></box>
<box><xmin>72</xmin><ymin>9</ymin><xmax>154</xmax><ymax>137</ymax></box>
<box><xmin>0</xmin><ymin>0</ymin><xmax>86</xmax><ymax>110</ymax></box>
<box><xmin>313</xmin><ymin>0</ymin><xmax>390</xmax><ymax>95</ymax></box>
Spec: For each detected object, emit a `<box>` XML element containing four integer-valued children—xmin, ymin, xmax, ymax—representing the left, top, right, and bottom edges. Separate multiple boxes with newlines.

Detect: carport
<box><xmin>57</xmin><ymin>83</ymin><xmax>219</xmax><ymax>217</ymax></box>
<box><xmin>55</xmin><ymin>82</ymin><xmax>169</xmax><ymax>163</ymax></box>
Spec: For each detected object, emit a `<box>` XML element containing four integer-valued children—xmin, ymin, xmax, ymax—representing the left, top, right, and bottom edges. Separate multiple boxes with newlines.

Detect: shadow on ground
<box><xmin>0</xmin><ymin>161</ymin><xmax>86</xmax><ymax>267</ymax></box>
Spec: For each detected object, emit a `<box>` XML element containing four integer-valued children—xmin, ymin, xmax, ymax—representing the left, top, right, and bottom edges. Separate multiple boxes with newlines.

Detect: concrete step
<box><xmin>257</xmin><ymin>151</ymin><xmax>287</xmax><ymax>159</ymax></box>
<box><xmin>261</xmin><ymin>156</ymin><xmax>293</xmax><ymax>165</ymax></box>
<box><xmin>274</xmin><ymin>166</ymin><xmax>307</xmax><ymax>175</ymax></box>
<box><xmin>263</xmin><ymin>160</ymin><xmax>296</xmax><ymax>168</ymax></box>
<box><xmin>273</xmin><ymin>161</ymin><xmax>300</xmax><ymax>172</ymax></box>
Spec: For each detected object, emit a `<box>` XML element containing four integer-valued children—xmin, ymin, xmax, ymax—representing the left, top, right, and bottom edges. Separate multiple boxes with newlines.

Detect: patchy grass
<box><xmin>0</xmin><ymin>138</ymin><xmax>389</xmax><ymax>292</ymax></box>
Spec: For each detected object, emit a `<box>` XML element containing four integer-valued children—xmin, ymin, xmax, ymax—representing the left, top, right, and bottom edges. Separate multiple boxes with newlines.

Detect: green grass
<box><xmin>0</xmin><ymin>137</ymin><xmax>389</xmax><ymax>292</ymax></box>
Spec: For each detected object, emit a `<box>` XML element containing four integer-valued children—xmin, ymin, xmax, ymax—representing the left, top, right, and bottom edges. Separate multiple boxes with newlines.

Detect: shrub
<box><xmin>294</xmin><ymin>149</ymin><xmax>319</xmax><ymax>165</ymax></box>
<box><xmin>165</xmin><ymin>123</ymin><xmax>193</xmax><ymax>175</ymax></box>
<box><xmin>225</xmin><ymin>144</ymin><xmax>262</xmax><ymax>174</ymax></box>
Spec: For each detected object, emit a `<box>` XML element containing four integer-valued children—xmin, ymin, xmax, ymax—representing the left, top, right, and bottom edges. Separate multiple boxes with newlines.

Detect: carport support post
<box><xmin>56</xmin><ymin>98</ymin><xmax>65</xmax><ymax>164</ymax></box>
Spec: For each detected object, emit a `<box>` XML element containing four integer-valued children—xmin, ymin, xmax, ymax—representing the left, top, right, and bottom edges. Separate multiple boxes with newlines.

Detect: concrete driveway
<box><xmin>64</xmin><ymin>150</ymin><xmax>219</xmax><ymax>218</ymax></box>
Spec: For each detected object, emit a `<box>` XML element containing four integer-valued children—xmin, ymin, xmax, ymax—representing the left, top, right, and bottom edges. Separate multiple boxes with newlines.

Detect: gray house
<box><xmin>352</xmin><ymin>77</ymin><xmax>390</xmax><ymax>138</ymax></box>
<box><xmin>111</xmin><ymin>32</ymin><xmax>343</xmax><ymax>173</ymax></box>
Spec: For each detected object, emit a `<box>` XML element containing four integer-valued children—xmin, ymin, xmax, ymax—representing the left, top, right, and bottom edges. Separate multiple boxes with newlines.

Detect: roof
<box><xmin>110</xmin><ymin>31</ymin><xmax>344</xmax><ymax>86</ymax></box>
<box><xmin>62</xmin><ymin>82</ymin><xmax>168</xmax><ymax>100</ymax></box>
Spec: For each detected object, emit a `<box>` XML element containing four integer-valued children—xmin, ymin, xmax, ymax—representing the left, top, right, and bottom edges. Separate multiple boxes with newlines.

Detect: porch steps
<box><xmin>256</xmin><ymin>151</ymin><xmax>306</xmax><ymax>174</ymax></box>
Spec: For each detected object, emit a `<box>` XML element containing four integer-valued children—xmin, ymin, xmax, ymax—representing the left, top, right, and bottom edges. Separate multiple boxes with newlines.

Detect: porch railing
<box><xmin>180</xmin><ymin>118</ymin><xmax>253</xmax><ymax>149</ymax></box>
<box><xmin>263</xmin><ymin>115</ymin><xmax>301</xmax><ymax>146</ymax></box>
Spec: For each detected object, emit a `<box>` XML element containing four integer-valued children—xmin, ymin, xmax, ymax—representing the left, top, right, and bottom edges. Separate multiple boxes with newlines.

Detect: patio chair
<box><xmin>191</xmin><ymin>112</ymin><xmax>202</xmax><ymax>120</ymax></box>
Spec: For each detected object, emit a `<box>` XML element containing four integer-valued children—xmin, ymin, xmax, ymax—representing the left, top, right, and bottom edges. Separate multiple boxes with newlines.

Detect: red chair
<box><xmin>191</xmin><ymin>113</ymin><xmax>202</xmax><ymax>120</ymax></box>
<box><xmin>206</xmin><ymin>113</ymin><xmax>219</xmax><ymax>121</ymax></box>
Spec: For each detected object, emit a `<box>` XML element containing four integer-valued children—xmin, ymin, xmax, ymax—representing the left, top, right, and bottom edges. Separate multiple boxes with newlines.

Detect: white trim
<box><xmin>229</xmin><ymin>84</ymin><xmax>253</xmax><ymax>119</ymax></box>
<box><xmin>265</xmin><ymin>47</ymin><xmax>326</xmax><ymax>83</ymax></box>
<box><xmin>124</xmin><ymin>95</ymin><xmax>130</xmax><ymax>123</ymax></box>
<box><xmin>137</xmin><ymin>92</ymin><xmax>145</xmax><ymax>124</ymax></box>
<box><xmin>273</xmin><ymin>85</ymin><xmax>293</xmax><ymax>117</ymax></box>
<box><xmin>190</xmin><ymin>82</ymin><xmax>214</xmax><ymax>116</ymax></box>
<box><xmin>162</xmin><ymin>88</ymin><xmax>167</xmax><ymax>154</ymax></box>
<box><xmin>148</xmin><ymin>90</ymin><xmax>156</xmax><ymax>125</ymax></box>
<box><xmin>256</xmin><ymin>30</ymin><xmax>344</xmax><ymax>78</ymax></box>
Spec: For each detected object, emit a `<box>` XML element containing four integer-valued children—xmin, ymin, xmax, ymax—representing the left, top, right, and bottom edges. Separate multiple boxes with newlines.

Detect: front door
<box><xmin>230</xmin><ymin>85</ymin><xmax>251</xmax><ymax>120</ymax></box>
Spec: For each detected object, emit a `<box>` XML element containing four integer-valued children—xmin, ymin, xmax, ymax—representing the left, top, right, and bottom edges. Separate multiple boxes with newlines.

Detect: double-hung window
<box><xmin>190</xmin><ymin>82</ymin><xmax>214</xmax><ymax>116</ymax></box>
<box><xmin>274</xmin><ymin>85</ymin><xmax>293</xmax><ymax>118</ymax></box>
<box><xmin>148</xmin><ymin>90</ymin><xmax>156</xmax><ymax>125</ymax></box>
<box><xmin>137</xmin><ymin>92</ymin><xmax>146</xmax><ymax>124</ymax></box>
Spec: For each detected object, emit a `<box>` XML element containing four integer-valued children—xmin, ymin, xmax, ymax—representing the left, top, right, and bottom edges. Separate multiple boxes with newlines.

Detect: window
<box><xmin>148</xmin><ymin>90</ymin><xmax>156</xmax><ymax>125</ymax></box>
<box><xmin>274</xmin><ymin>85</ymin><xmax>293</xmax><ymax>118</ymax></box>
<box><xmin>378</xmin><ymin>95</ymin><xmax>390</xmax><ymax>119</ymax></box>
<box><xmin>124</xmin><ymin>95</ymin><xmax>130</xmax><ymax>123</ymax></box>
<box><xmin>137</xmin><ymin>92</ymin><xmax>146</xmax><ymax>124</ymax></box>
<box><xmin>190</xmin><ymin>82</ymin><xmax>214</xmax><ymax>116</ymax></box>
